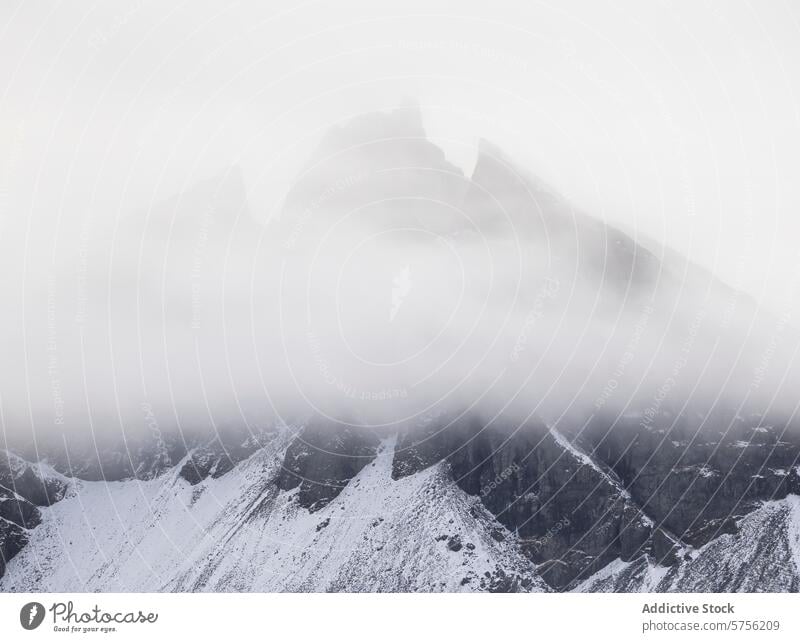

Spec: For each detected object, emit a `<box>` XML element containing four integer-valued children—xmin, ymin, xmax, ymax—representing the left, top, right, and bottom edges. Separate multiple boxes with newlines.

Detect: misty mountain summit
<box><xmin>2</xmin><ymin>108</ymin><xmax>800</xmax><ymax>593</ymax></box>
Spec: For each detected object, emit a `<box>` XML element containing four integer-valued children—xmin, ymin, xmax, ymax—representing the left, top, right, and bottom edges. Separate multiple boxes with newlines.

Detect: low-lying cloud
<box><xmin>3</xmin><ymin>107</ymin><xmax>799</xmax><ymax>455</ymax></box>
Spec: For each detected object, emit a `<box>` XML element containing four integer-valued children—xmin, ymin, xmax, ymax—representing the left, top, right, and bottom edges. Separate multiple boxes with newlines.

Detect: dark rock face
<box><xmin>482</xmin><ymin>566</ymin><xmax>537</xmax><ymax>593</ymax></box>
<box><xmin>450</xmin><ymin>421</ymin><xmax>658</xmax><ymax>588</ymax></box>
<box><xmin>446</xmin><ymin>535</ymin><xmax>463</xmax><ymax>552</ymax></box>
<box><xmin>0</xmin><ymin>492</ymin><xmax>37</xmax><ymax>579</ymax></box>
<box><xmin>392</xmin><ymin>416</ymin><xmax>665</xmax><ymax>588</ymax></box>
<box><xmin>3</xmin><ymin>406</ymin><xmax>798</xmax><ymax>592</ymax></box>
<box><xmin>391</xmin><ymin>410</ymin><xmax>800</xmax><ymax>589</ymax></box>
<box><xmin>579</xmin><ymin>495</ymin><xmax>800</xmax><ymax>592</ymax></box>
<box><xmin>0</xmin><ymin>519</ymin><xmax>28</xmax><ymax>579</ymax></box>
<box><xmin>179</xmin><ymin>428</ymin><xmax>280</xmax><ymax>485</ymax></box>
<box><xmin>0</xmin><ymin>451</ymin><xmax>67</xmax><ymax>506</ymax></box>
<box><xmin>0</xmin><ymin>450</ymin><xmax>70</xmax><ymax>580</ymax></box>
<box><xmin>0</xmin><ymin>483</ymin><xmax>40</xmax><ymax>579</ymax></box>
<box><xmin>582</xmin><ymin>413</ymin><xmax>800</xmax><ymax>548</ymax></box>
<box><xmin>0</xmin><ymin>488</ymin><xmax>41</xmax><ymax>530</ymax></box>
<box><xmin>392</xmin><ymin>413</ymin><xmax>483</xmax><ymax>480</ymax></box>
<box><xmin>275</xmin><ymin>421</ymin><xmax>381</xmax><ymax>512</ymax></box>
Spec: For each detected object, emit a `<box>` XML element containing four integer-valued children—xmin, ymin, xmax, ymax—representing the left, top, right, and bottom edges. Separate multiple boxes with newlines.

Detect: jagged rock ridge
<box><xmin>2</xmin><ymin>413</ymin><xmax>799</xmax><ymax>592</ymax></box>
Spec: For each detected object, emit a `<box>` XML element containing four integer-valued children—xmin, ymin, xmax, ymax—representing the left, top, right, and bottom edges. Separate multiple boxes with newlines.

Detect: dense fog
<box><xmin>2</xmin><ymin>107</ymin><xmax>799</xmax><ymax>454</ymax></box>
<box><xmin>3</xmin><ymin>2</ymin><xmax>800</xmax><ymax>453</ymax></box>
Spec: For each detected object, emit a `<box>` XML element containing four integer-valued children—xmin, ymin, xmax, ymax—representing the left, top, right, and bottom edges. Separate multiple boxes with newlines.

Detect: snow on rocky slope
<box><xmin>0</xmin><ymin>433</ymin><xmax>545</xmax><ymax>592</ymax></box>
<box><xmin>574</xmin><ymin>495</ymin><xmax>800</xmax><ymax>592</ymax></box>
<box><xmin>3</xmin><ymin>418</ymin><xmax>800</xmax><ymax>593</ymax></box>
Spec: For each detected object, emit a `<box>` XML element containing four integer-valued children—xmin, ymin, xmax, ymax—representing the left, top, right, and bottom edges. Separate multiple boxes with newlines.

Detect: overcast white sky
<box><xmin>1</xmin><ymin>0</ymin><xmax>799</xmax><ymax>315</ymax></box>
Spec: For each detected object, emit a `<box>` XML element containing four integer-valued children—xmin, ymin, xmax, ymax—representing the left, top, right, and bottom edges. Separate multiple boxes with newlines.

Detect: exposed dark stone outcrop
<box><xmin>3</xmin><ymin>405</ymin><xmax>799</xmax><ymax>591</ymax></box>
<box><xmin>446</xmin><ymin>535</ymin><xmax>463</xmax><ymax>552</ymax></box>
<box><xmin>0</xmin><ymin>451</ymin><xmax>67</xmax><ymax>506</ymax></box>
<box><xmin>482</xmin><ymin>566</ymin><xmax>536</xmax><ymax>593</ymax></box>
<box><xmin>0</xmin><ymin>450</ymin><xmax>69</xmax><ymax>580</ymax></box>
<box><xmin>582</xmin><ymin>412</ymin><xmax>800</xmax><ymax>548</ymax></box>
<box><xmin>390</xmin><ymin>410</ymin><xmax>800</xmax><ymax>589</ymax></box>
<box><xmin>0</xmin><ymin>489</ymin><xmax>41</xmax><ymax>530</ymax></box>
<box><xmin>0</xmin><ymin>519</ymin><xmax>29</xmax><ymax>579</ymax></box>
<box><xmin>392</xmin><ymin>413</ymin><xmax>480</xmax><ymax>480</ymax></box>
<box><xmin>275</xmin><ymin>421</ymin><xmax>381</xmax><ymax>512</ymax></box>
<box><xmin>179</xmin><ymin>428</ymin><xmax>280</xmax><ymax>485</ymax></box>
<box><xmin>392</xmin><ymin>416</ymin><xmax>660</xmax><ymax>589</ymax></box>
<box><xmin>579</xmin><ymin>494</ymin><xmax>800</xmax><ymax>592</ymax></box>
